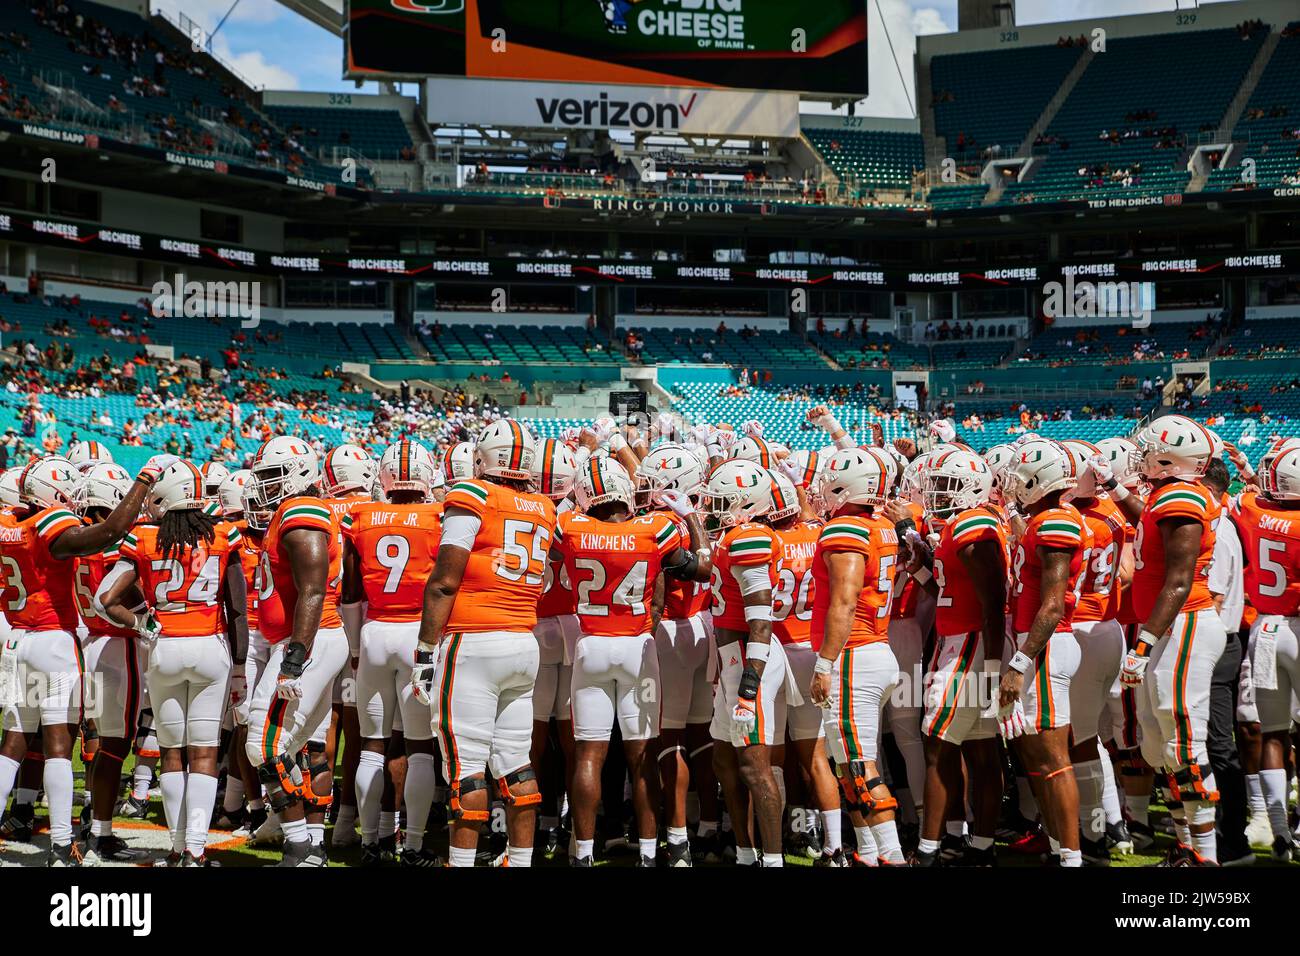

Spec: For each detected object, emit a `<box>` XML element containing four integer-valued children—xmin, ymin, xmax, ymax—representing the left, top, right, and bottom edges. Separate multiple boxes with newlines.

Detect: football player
<box><xmin>99</xmin><ymin>460</ymin><xmax>248</xmax><ymax>866</ymax></box>
<box><xmin>242</xmin><ymin>437</ymin><xmax>351</xmax><ymax>867</ymax></box>
<box><xmin>808</xmin><ymin>448</ymin><xmax>904</xmax><ymax>865</ymax></box>
<box><xmin>411</xmin><ymin>420</ymin><xmax>557</xmax><ymax>867</ymax></box>
<box><xmin>342</xmin><ymin>440</ymin><xmax>443</xmax><ymax>865</ymax></box>
<box><xmin>0</xmin><ymin>455</ymin><xmax>166</xmax><ymax>865</ymax></box>
<box><xmin>555</xmin><ymin>455</ymin><xmax>704</xmax><ymax>866</ymax></box>
<box><xmin>1119</xmin><ymin>415</ymin><xmax>1227</xmax><ymax>865</ymax></box>
<box><xmin>704</xmin><ymin>458</ymin><xmax>788</xmax><ymax>867</ymax></box>
<box><xmin>999</xmin><ymin>438</ymin><xmax>1089</xmax><ymax>867</ymax></box>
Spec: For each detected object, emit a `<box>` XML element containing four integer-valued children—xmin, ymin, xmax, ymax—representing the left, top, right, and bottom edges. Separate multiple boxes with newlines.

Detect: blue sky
<box><xmin>150</xmin><ymin>0</ymin><xmax>1239</xmax><ymax>117</ymax></box>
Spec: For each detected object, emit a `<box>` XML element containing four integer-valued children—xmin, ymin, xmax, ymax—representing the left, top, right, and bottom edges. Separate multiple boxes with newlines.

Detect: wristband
<box><xmin>1109</xmin><ymin>483</ymin><xmax>1130</xmax><ymax>502</ymax></box>
<box><xmin>815</xmin><ymin>414</ymin><xmax>842</xmax><ymax>435</ymax></box>
<box><xmin>745</xmin><ymin>642</ymin><xmax>770</xmax><ymax>662</ymax></box>
<box><xmin>743</xmin><ymin>604</ymin><xmax>773</xmax><ymax>622</ymax></box>
<box><xmin>912</xmin><ymin>566</ymin><xmax>932</xmax><ymax>585</ymax></box>
<box><xmin>813</xmin><ymin>656</ymin><xmax>833</xmax><ymax>676</ymax></box>
<box><xmin>1238</xmin><ymin>464</ymin><xmax>1256</xmax><ymax>481</ymax></box>
<box><xmin>1134</xmin><ymin>630</ymin><xmax>1160</xmax><ymax>657</ymax></box>
<box><xmin>416</xmin><ymin>642</ymin><xmax>439</xmax><ymax>655</ymax></box>
<box><xmin>1007</xmin><ymin>651</ymin><xmax>1034</xmax><ymax>674</ymax></box>
<box><xmin>1099</xmin><ymin>475</ymin><xmax>1118</xmax><ymax>491</ymax></box>
<box><xmin>609</xmin><ymin>433</ymin><xmax>628</xmax><ymax>454</ymax></box>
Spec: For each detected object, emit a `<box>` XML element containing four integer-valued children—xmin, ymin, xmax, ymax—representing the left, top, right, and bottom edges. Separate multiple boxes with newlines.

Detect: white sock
<box><xmin>822</xmin><ymin>808</ymin><xmax>842</xmax><ymax>852</ymax></box>
<box><xmin>307</xmin><ymin>823</ymin><xmax>325</xmax><ymax>846</ymax></box>
<box><xmin>1059</xmin><ymin>847</ymin><xmax>1082</xmax><ymax>867</ymax></box>
<box><xmin>15</xmin><ymin>786</ymin><xmax>38</xmax><ymax>806</ymax></box>
<box><xmin>1189</xmin><ymin>800</ymin><xmax>1217</xmax><ymax>862</ymax></box>
<box><xmin>44</xmin><ymin>758</ymin><xmax>75</xmax><ymax>846</ymax></box>
<box><xmin>945</xmin><ymin>819</ymin><xmax>965</xmax><ymax>839</ymax></box>
<box><xmin>736</xmin><ymin>845</ymin><xmax>757</xmax><ymax>865</ymax></box>
<box><xmin>638</xmin><ymin>838</ymin><xmax>657</xmax><ymax>859</ymax></box>
<box><xmin>160</xmin><ymin>771</ymin><xmax>187</xmax><ymax>852</ymax></box>
<box><xmin>1073</xmin><ymin>759</ymin><xmax>1105</xmax><ymax>840</ymax></box>
<box><xmin>281</xmin><ymin>815</ymin><xmax>309</xmax><ymax>845</ymax></box>
<box><xmin>335</xmin><ymin>803</ymin><xmax>357</xmax><ymax>830</ymax></box>
<box><xmin>1246</xmin><ymin>773</ymin><xmax>1265</xmax><ymax>815</ymax></box>
<box><xmin>132</xmin><ymin>761</ymin><xmax>153</xmax><ymax>801</ymax></box>
<box><xmin>1099</xmin><ymin>752</ymin><xmax>1123</xmax><ymax>825</ymax></box>
<box><xmin>1168</xmin><ymin>804</ymin><xmax>1191</xmax><ymax>847</ymax></box>
<box><xmin>184</xmin><ymin>772</ymin><xmax>218</xmax><ymax>856</ymax></box>
<box><xmin>91</xmin><ymin>819</ymin><xmax>113</xmax><ymax>838</ymax></box>
<box><xmin>404</xmin><ymin>753</ymin><xmax>437</xmax><ymax>853</ymax></box>
<box><xmin>969</xmin><ymin>834</ymin><xmax>993</xmax><ymax>851</ymax></box>
<box><xmin>761</xmin><ymin>852</ymin><xmax>783</xmax><ymax>867</ymax></box>
<box><xmin>696</xmin><ymin>819</ymin><xmax>718</xmax><ymax>838</ymax></box>
<box><xmin>222</xmin><ymin>777</ymin><xmax>245</xmax><ymax>813</ymax></box>
<box><xmin>1016</xmin><ymin>776</ymin><xmax>1039</xmax><ymax>819</ymax></box>
<box><xmin>507</xmin><ymin>844</ymin><xmax>532</xmax><ymax>867</ymax></box>
<box><xmin>854</xmin><ymin>824</ymin><xmax>878</xmax><ymax>862</ymax></box>
<box><xmin>448</xmin><ymin>845</ymin><xmax>476</xmax><ymax>867</ymax></box>
<box><xmin>379</xmin><ymin>809</ymin><xmax>398</xmax><ymax>839</ymax></box>
<box><xmin>354</xmin><ymin>750</ymin><xmax>385</xmax><ymax>844</ymax></box>
<box><xmin>871</xmin><ymin>821</ymin><xmax>904</xmax><ymax>864</ymax></box>
<box><xmin>1125</xmin><ymin>793</ymin><xmax>1150</xmax><ymax>826</ymax></box>
<box><xmin>1261</xmin><ymin>768</ymin><xmax>1290</xmax><ymax>839</ymax></box>
<box><xmin>918</xmin><ymin>837</ymin><xmax>941</xmax><ymax>854</ymax></box>
<box><xmin>574</xmin><ymin>838</ymin><xmax>594</xmax><ymax>860</ymax></box>
<box><xmin>0</xmin><ymin>755</ymin><xmax>19</xmax><ymax>807</ymax></box>
<box><xmin>667</xmin><ymin>826</ymin><xmax>688</xmax><ymax>846</ymax></box>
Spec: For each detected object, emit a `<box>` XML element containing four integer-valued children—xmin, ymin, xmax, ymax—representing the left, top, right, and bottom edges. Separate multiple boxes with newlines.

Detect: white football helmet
<box><xmin>72</xmin><ymin>462</ymin><xmax>132</xmax><ymax>515</ymax></box>
<box><xmin>148</xmin><ymin>460</ymin><xmax>206</xmax><ymax>516</ymax></box>
<box><xmin>533</xmin><ymin>438</ymin><xmax>578</xmax><ymax>502</ymax></box>
<box><xmin>249</xmin><ymin>436</ymin><xmax>321</xmax><ymax>513</ymax></box>
<box><xmin>200</xmin><ymin>461</ymin><xmax>230</xmax><ymax>497</ymax></box>
<box><xmin>0</xmin><ymin>468</ymin><xmax>21</xmax><ymax>508</ymax></box>
<box><xmin>443</xmin><ymin>441</ymin><xmax>475</xmax><ymax>483</ymax></box>
<box><xmin>1093</xmin><ymin>436</ymin><xmax>1140</xmax><ymax>490</ymax></box>
<box><xmin>19</xmin><ymin>456</ymin><xmax>80</xmax><ymax>510</ymax></box>
<box><xmin>574</xmin><ymin>456</ymin><xmax>635</xmax><ymax>513</ymax></box>
<box><xmin>323</xmin><ymin>444</ymin><xmax>377</xmax><ymax>498</ymax></box>
<box><xmin>219</xmin><ymin>469</ymin><xmax>252</xmax><ymax>519</ymax></box>
<box><xmin>474</xmin><ymin>419</ymin><xmax>536</xmax><ymax>482</ymax></box>
<box><xmin>378</xmin><ymin>440</ymin><xmax>438</xmax><ymax>500</ymax></box>
<box><xmin>817</xmin><ymin>447</ymin><xmax>890</xmax><ymax>514</ymax></box>
<box><xmin>1004</xmin><ymin>439</ymin><xmax>1078</xmax><ymax>508</ymax></box>
<box><xmin>767</xmin><ymin>469</ymin><xmax>800</xmax><ymax>523</ymax></box>
<box><xmin>1261</xmin><ymin>445</ymin><xmax>1300</xmax><ymax>501</ymax></box>
<box><xmin>923</xmin><ymin>449</ymin><xmax>994</xmax><ymax>520</ymax></box>
<box><xmin>638</xmin><ymin>442</ymin><xmax>705</xmax><ymax>509</ymax></box>
<box><xmin>703</xmin><ymin>459</ymin><xmax>772</xmax><ymax>529</ymax></box>
<box><xmin>729</xmin><ymin>436</ymin><xmax>777</xmax><ymax>469</ymax></box>
<box><xmin>1131</xmin><ymin>415</ymin><xmax>1223</xmax><ymax>482</ymax></box>
<box><xmin>68</xmin><ymin>440</ymin><xmax>113</xmax><ymax>472</ymax></box>
<box><xmin>1061</xmin><ymin>439</ymin><xmax>1102</xmax><ymax>501</ymax></box>
<box><xmin>785</xmin><ymin>449</ymin><xmax>824</xmax><ymax>490</ymax></box>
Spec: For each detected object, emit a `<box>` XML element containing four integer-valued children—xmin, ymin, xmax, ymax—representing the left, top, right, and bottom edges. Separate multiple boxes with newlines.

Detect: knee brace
<box><xmin>258</xmin><ymin>754</ymin><xmax>306</xmax><ymax>813</ymax></box>
<box><xmin>838</xmin><ymin>761</ymin><xmax>897</xmax><ymax>814</ymax></box>
<box><xmin>1169</xmin><ymin>764</ymin><xmax>1218</xmax><ymax>803</ymax></box>
<box><xmin>134</xmin><ymin>710</ymin><xmax>159</xmax><ymax>759</ymax></box>
<box><xmin>495</xmin><ymin>767</ymin><xmax>541</xmax><ymax>810</ymax></box>
<box><xmin>300</xmin><ymin>743</ymin><xmax>334</xmax><ymax>813</ymax></box>
<box><xmin>1115</xmin><ymin>749</ymin><xmax>1148</xmax><ymax>777</ymax></box>
<box><xmin>448</xmin><ymin>775</ymin><xmax>490</xmax><ymax>823</ymax></box>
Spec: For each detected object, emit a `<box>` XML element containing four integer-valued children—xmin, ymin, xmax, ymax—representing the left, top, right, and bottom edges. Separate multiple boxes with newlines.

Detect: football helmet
<box><xmin>1093</xmin><ymin>436</ymin><xmax>1140</xmax><ymax>490</ymax></box>
<box><xmin>200</xmin><ymin>461</ymin><xmax>230</xmax><ymax>498</ymax></box>
<box><xmin>249</xmin><ymin>436</ymin><xmax>320</xmax><ymax>513</ymax></box>
<box><xmin>1004</xmin><ymin>439</ymin><xmax>1078</xmax><ymax>508</ymax></box>
<box><xmin>1130</xmin><ymin>415</ymin><xmax>1223</xmax><ymax>482</ymax></box>
<box><xmin>533</xmin><ymin>438</ymin><xmax>578</xmax><ymax>502</ymax></box>
<box><xmin>322</xmin><ymin>444</ymin><xmax>377</xmax><ymax>498</ymax></box>
<box><xmin>729</xmin><ymin>436</ymin><xmax>777</xmax><ymax>469</ymax></box>
<box><xmin>443</xmin><ymin>441</ymin><xmax>475</xmax><ymax>483</ymax></box>
<box><xmin>818</xmin><ymin>447</ymin><xmax>890</xmax><ymax>514</ymax></box>
<box><xmin>67</xmin><ymin>440</ymin><xmax>113</xmax><ymax>472</ymax></box>
<box><xmin>0</xmin><ymin>468</ymin><xmax>22</xmax><ymax>508</ymax></box>
<box><xmin>148</xmin><ymin>460</ymin><xmax>206</xmax><ymax>516</ymax></box>
<box><xmin>378</xmin><ymin>440</ymin><xmax>438</xmax><ymax>500</ymax></box>
<box><xmin>767</xmin><ymin>469</ymin><xmax>800</xmax><ymax>523</ymax></box>
<box><xmin>1261</xmin><ymin>445</ymin><xmax>1300</xmax><ymax>501</ymax></box>
<box><xmin>72</xmin><ymin>462</ymin><xmax>132</xmax><ymax>515</ymax></box>
<box><xmin>637</xmin><ymin>442</ymin><xmax>705</xmax><ymax>509</ymax></box>
<box><xmin>474</xmin><ymin>419</ymin><xmax>536</xmax><ymax>482</ymax></box>
<box><xmin>218</xmin><ymin>469</ymin><xmax>252</xmax><ymax>519</ymax></box>
<box><xmin>1061</xmin><ymin>439</ymin><xmax>1102</xmax><ymax>500</ymax></box>
<box><xmin>784</xmin><ymin>449</ymin><xmax>824</xmax><ymax>490</ymax></box>
<box><xmin>574</xmin><ymin>455</ymin><xmax>635</xmax><ymax>512</ymax></box>
<box><xmin>922</xmin><ymin>449</ymin><xmax>994</xmax><ymax>520</ymax></box>
<box><xmin>702</xmin><ymin>459</ymin><xmax>772</xmax><ymax>529</ymax></box>
<box><xmin>18</xmin><ymin>456</ymin><xmax>80</xmax><ymax>510</ymax></box>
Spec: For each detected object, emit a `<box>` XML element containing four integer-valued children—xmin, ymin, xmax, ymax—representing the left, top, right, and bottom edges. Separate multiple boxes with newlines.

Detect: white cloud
<box><xmin>853</xmin><ymin>0</ymin><xmax>955</xmax><ymax>119</ymax></box>
<box><xmin>210</xmin><ymin>35</ymin><xmax>302</xmax><ymax>90</ymax></box>
<box><xmin>151</xmin><ymin>0</ymin><xmax>284</xmax><ymax>29</ymax></box>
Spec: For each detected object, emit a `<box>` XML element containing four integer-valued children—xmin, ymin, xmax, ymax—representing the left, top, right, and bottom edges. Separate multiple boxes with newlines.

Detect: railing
<box><xmin>152</xmin><ymin>6</ymin><xmax>264</xmax><ymax>93</ymax></box>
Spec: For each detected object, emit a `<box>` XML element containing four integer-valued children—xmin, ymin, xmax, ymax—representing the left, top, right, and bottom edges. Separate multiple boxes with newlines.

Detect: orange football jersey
<box><xmin>772</xmin><ymin>519</ymin><xmax>821</xmax><ymax>645</ymax></box>
<box><xmin>120</xmin><ymin>522</ymin><xmax>242</xmax><ymax>637</ymax></box>
<box><xmin>538</xmin><ymin>500</ymin><xmax>579</xmax><ymax>619</ymax></box>
<box><xmin>328</xmin><ymin>494</ymin><xmax>371</xmax><ymax>523</ymax></box>
<box><xmin>344</xmin><ymin>501</ymin><xmax>443</xmax><ymax>622</ymax></box>
<box><xmin>810</xmin><ymin>513</ymin><xmax>899</xmax><ymax>651</ymax></box>
<box><xmin>1</xmin><ymin>505</ymin><xmax>82</xmax><ymax>631</ymax></box>
<box><xmin>258</xmin><ymin>496</ymin><xmax>343</xmax><ymax>644</ymax></box>
<box><xmin>1073</xmin><ymin>496</ymin><xmax>1126</xmax><ymax>623</ymax></box>
<box><xmin>1012</xmin><ymin>505</ymin><xmax>1089</xmax><ymax>634</ymax></box>
<box><xmin>233</xmin><ymin>521</ymin><xmax>262</xmax><ymax>631</ymax></box>
<box><xmin>442</xmin><ymin>479</ymin><xmax>557</xmax><ymax>635</ymax></box>
<box><xmin>660</xmin><ymin>512</ymin><xmax>709</xmax><ymax>619</ymax></box>
<box><xmin>1231</xmin><ymin>491</ymin><xmax>1300</xmax><ymax>616</ymax></box>
<box><xmin>891</xmin><ymin>501</ymin><xmax>926</xmax><ymax>620</ymax></box>
<box><xmin>74</xmin><ymin>547</ymin><xmax>138</xmax><ymax>639</ymax></box>
<box><xmin>556</xmin><ymin>511</ymin><xmax>682</xmax><ymax>637</ymax></box>
<box><xmin>1131</xmin><ymin>480</ymin><xmax>1218</xmax><ymax>622</ymax></box>
<box><xmin>711</xmin><ymin>522</ymin><xmax>778</xmax><ymax>633</ymax></box>
<box><xmin>932</xmin><ymin>507</ymin><xmax>1008</xmax><ymax>636</ymax></box>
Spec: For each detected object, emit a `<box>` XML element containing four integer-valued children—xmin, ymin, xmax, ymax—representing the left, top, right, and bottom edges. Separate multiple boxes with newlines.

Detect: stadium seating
<box><xmin>631</xmin><ymin>328</ymin><xmax>827</xmax><ymax>369</ymax></box>
<box><xmin>1206</xmin><ymin>27</ymin><xmax>1300</xmax><ymax>194</ymax></box>
<box><xmin>804</xmin><ymin>128</ymin><xmax>923</xmax><ymax>190</ymax></box>
<box><xmin>264</xmin><ymin>105</ymin><xmax>412</xmax><ymax>158</ymax></box>
<box><xmin>1013</xmin><ymin>321</ymin><xmax>1215</xmax><ymax>365</ymax></box>
<box><xmin>420</xmin><ymin>323</ymin><xmax>623</xmax><ymax>367</ymax></box>
<box><xmin>1223</xmin><ymin>316</ymin><xmax>1300</xmax><ymax>357</ymax></box>
<box><xmin>811</xmin><ymin>330</ymin><xmax>930</xmax><ymax>369</ymax></box>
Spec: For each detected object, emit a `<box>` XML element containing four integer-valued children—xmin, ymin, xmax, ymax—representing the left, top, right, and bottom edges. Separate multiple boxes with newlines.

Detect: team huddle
<box><xmin>1</xmin><ymin>405</ymin><xmax>1299</xmax><ymax>868</ymax></box>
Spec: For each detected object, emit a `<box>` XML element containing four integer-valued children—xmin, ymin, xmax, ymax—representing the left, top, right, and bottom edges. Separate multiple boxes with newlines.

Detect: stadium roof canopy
<box><xmin>274</xmin><ymin>0</ymin><xmax>343</xmax><ymax>36</ymax></box>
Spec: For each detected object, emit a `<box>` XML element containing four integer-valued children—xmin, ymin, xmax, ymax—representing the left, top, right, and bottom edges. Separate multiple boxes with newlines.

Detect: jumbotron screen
<box><xmin>345</xmin><ymin>0</ymin><xmax>868</xmax><ymax>96</ymax></box>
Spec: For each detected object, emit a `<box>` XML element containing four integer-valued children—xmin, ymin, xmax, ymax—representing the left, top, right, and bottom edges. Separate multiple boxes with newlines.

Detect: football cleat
<box><xmin>359</xmin><ymin>843</ymin><xmax>389</xmax><ymax>867</ymax></box>
<box><xmin>276</xmin><ymin>840</ymin><xmax>327</xmax><ymax>867</ymax></box>
<box><xmin>691</xmin><ymin>830</ymin><xmax>724</xmax><ymax>865</ymax></box>
<box><xmin>401</xmin><ymin>847</ymin><xmax>444</xmax><ymax>868</ymax></box>
<box><xmin>814</xmin><ymin>848</ymin><xmax>851</xmax><ymax>867</ymax></box>
<box><xmin>569</xmin><ymin>854</ymin><xmax>594</xmax><ymax>867</ymax></box>
<box><xmin>1127</xmin><ymin>820</ymin><xmax>1156</xmax><ymax>851</ymax></box>
<box><xmin>665</xmin><ymin>840</ymin><xmax>693</xmax><ymax>868</ymax></box>
<box><xmin>908</xmin><ymin>847</ymin><xmax>939</xmax><ymax>867</ymax></box>
<box><xmin>1106</xmin><ymin>820</ymin><xmax>1133</xmax><ymax>855</ymax></box>
<box><xmin>635</xmin><ymin>854</ymin><xmax>657</xmax><ymax>868</ymax></box>
<box><xmin>331</xmin><ymin>820</ymin><xmax>359</xmax><ymax>848</ymax></box>
<box><xmin>85</xmin><ymin>833</ymin><xmax>148</xmax><ymax>864</ymax></box>
<box><xmin>939</xmin><ymin>833</ymin><xmax>966</xmax><ymax>863</ymax></box>
<box><xmin>1271</xmin><ymin>836</ymin><xmax>1299</xmax><ymax>862</ymax></box>
<box><xmin>48</xmin><ymin>841</ymin><xmax>86</xmax><ymax>868</ymax></box>
<box><xmin>0</xmin><ymin>804</ymin><xmax>36</xmax><ymax>842</ymax></box>
<box><xmin>953</xmin><ymin>844</ymin><xmax>997</xmax><ymax>867</ymax></box>
<box><xmin>1155</xmin><ymin>843</ymin><xmax>1193</xmax><ymax>867</ymax></box>
<box><xmin>118</xmin><ymin>795</ymin><xmax>151</xmax><ymax>820</ymax></box>
<box><xmin>247</xmin><ymin>813</ymin><xmax>284</xmax><ymax>846</ymax></box>
<box><xmin>211</xmin><ymin>807</ymin><xmax>246</xmax><ymax>831</ymax></box>
<box><xmin>1080</xmin><ymin>835</ymin><xmax>1111</xmax><ymax>866</ymax></box>
<box><xmin>182</xmin><ymin>851</ymin><xmax>219</xmax><ymax>867</ymax></box>
<box><xmin>1245</xmin><ymin>812</ymin><xmax>1274</xmax><ymax>848</ymax></box>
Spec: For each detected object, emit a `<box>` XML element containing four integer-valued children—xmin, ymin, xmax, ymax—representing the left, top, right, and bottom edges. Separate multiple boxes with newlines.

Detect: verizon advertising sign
<box><xmin>426</xmin><ymin>78</ymin><xmax>799</xmax><ymax>138</ymax></box>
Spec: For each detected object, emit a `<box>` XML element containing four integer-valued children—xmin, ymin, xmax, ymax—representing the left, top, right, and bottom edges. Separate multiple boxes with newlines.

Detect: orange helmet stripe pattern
<box><xmin>801</xmin><ymin>451</ymin><xmax>819</xmax><ymax>487</ymax></box>
<box><xmin>588</xmin><ymin>459</ymin><xmax>606</xmax><ymax>497</ymax></box>
<box><xmin>507</xmin><ymin>420</ymin><xmax>525</xmax><ymax>471</ymax></box>
<box><xmin>540</xmin><ymin>439</ymin><xmax>556</xmax><ymax>495</ymax></box>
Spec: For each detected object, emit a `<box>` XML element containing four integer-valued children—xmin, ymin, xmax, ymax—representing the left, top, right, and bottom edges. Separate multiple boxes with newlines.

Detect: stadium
<box><xmin>1</xmin><ymin>0</ymin><xmax>1299</xmax><ymax>892</ymax></box>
